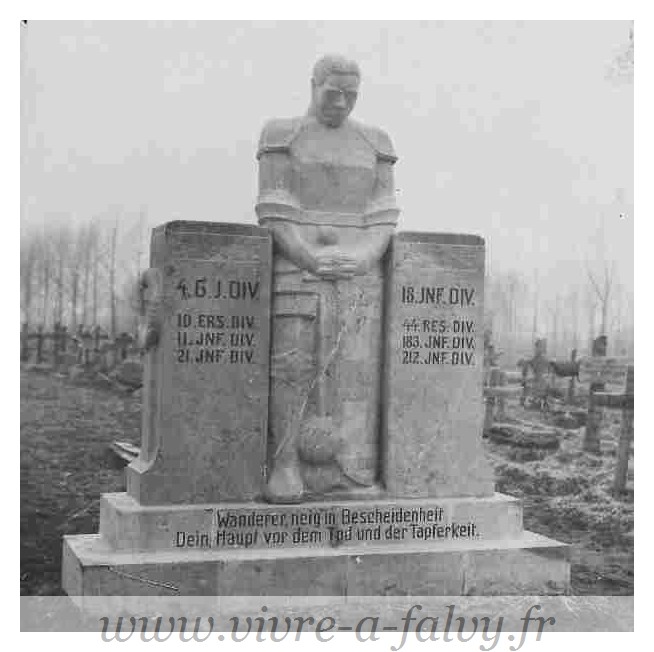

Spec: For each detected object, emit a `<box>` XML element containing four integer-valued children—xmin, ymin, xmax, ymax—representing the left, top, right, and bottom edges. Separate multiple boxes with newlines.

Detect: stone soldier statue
<box><xmin>256</xmin><ymin>55</ymin><xmax>400</xmax><ymax>502</ymax></box>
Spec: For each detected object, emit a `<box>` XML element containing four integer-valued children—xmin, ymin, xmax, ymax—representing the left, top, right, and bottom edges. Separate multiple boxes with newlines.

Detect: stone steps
<box><xmin>63</xmin><ymin>529</ymin><xmax>569</xmax><ymax>596</ymax></box>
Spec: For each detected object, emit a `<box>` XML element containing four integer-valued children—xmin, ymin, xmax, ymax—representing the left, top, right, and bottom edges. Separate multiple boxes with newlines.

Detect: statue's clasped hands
<box><xmin>312</xmin><ymin>246</ymin><xmax>359</xmax><ymax>280</ymax></box>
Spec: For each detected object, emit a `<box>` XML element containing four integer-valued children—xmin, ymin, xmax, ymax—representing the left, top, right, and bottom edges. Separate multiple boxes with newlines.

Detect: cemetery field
<box><xmin>20</xmin><ymin>368</ymin><xmax>633</xmax><ymax>596</ymax></box>
<box><xmin>486</xmin><ymin>401</ymin><xmax>634</xmax><ymax>596</ymax></box>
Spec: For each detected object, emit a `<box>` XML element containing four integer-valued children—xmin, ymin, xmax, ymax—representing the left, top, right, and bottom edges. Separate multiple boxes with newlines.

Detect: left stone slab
<box><xmin>126</xmin><ymin>221</ymin><xmax>272</xmax><ymax>505</ymax></box>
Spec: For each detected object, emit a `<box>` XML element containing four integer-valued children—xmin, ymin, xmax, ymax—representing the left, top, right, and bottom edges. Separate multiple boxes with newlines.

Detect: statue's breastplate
<box><xmin>289</xmin><ymin>123</ymin><xmax>376</xmax><ymax>214</ymax></box>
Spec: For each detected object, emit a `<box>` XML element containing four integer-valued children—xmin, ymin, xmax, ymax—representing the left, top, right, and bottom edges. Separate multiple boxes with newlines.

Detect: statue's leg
<box><xmin>333</xmin><ymin>275</ymin><xmax>383</xmax><ymax>489</ymax></box>
<box><xmin>264</xmin><ymin>291</ymin><xmax>318</xmax><ymax>503</ymax></box>
<box><xmin>299</xmin><ymin>280</ymin><xmax>350</xmax><ymax>496</ymax></box>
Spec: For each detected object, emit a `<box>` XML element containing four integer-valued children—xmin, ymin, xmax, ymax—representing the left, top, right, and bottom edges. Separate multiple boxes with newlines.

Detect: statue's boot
<box><xmin>264</xmin><ymin>451</ymin><xmax>304</xmax><ymax>503</ymax></box>
<box><xmin>335</xmin><ymin>402</ymin><xmax>378</xmax><ymax>491</ymax></box>
<box><xmin>264</xmin><ymin>380</ymin><xmax>306</xmax><ymax>503</ymax></box>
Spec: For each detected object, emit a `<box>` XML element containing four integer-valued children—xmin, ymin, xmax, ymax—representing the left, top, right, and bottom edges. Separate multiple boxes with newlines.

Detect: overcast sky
<box><xmin>21</xmin><ymin>20</ymin><xmax>633</xmax><ymax>299</ymax></box>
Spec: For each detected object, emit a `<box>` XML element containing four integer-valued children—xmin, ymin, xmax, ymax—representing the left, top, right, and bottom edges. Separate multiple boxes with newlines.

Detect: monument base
<box><xmin>62</xmin><ymin>493</ymin><xmax>570</xmax><ymax>596</ymax></box>
<box><xmin>63</xmin><ymin>531</ymin><xmax>568</xmax><ymax>597</ymax></box>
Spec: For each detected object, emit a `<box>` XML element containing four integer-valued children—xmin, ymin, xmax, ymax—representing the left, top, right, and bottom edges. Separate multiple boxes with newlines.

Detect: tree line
<box><xmin>21</xmin><ymin>211</ymin><xmax>633</xmax><ymax>363</ymax></box>
<box><xmin>484</xmin><ymin>261</ymin><xmax>633</xmax><ymax>364</ymax></box>
<box><xmin>20</xmin><ymin>211</ymin><xmax>149</xmax><ymax>337</ymax></box>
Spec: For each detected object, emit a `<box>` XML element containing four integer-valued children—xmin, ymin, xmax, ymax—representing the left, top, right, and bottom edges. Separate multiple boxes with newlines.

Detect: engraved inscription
<box><xmin>170</xmin><ymin>504</ymin><xmax>480</xmax><ymax>550</ymax></box>
<box><xmin>398</xmin><ymin>285</ymin><xmax>477</xmax><ymax>366</ymax></box>
<box><xmin>173</xmin><ymin>273</ymin><xmax>262</xmax><ymax>366</ymax></box>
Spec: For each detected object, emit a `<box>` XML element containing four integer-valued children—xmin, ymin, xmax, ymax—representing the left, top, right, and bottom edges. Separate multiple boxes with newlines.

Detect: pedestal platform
<box><xmin>62</xmin><ymin>492</ymin><xmax>569</xmax><ymax>596</ymax></box>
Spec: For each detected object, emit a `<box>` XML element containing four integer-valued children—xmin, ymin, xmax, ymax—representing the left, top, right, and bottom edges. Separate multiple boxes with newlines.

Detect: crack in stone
<box><xmin>106</xmin><ymin>567</ymin><xmax>180</xmax><ymax>593</ymax></box>
<box><xmin>273</xmin><ymin>287</ymin><xmax>364</xmax><ymax>460</ymax></box>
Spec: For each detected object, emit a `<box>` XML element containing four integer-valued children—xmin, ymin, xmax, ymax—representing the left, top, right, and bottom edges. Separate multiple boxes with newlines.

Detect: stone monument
<box><xmin>62</xmin><ymin>55</ymin><xmax>570</xmax><ymax>596</ymax></box>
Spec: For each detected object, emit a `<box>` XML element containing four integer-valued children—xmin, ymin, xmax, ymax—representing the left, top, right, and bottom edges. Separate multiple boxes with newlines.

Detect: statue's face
<box><xmin>312</xmin><ymin>73</ymin><xmax>359</xmax><ymax>127</ymax></box>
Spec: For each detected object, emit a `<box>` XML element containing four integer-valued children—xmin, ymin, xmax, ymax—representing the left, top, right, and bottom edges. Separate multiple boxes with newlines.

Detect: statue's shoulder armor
<box><xmin>350</xmin><ymin>120</ymin><xmax>398</xmax><ymax>164</ymax></box>
<box><xmin>256</xmin><ymin>117</ymin><xmax>306</xmax><ymax>159</ymax></box>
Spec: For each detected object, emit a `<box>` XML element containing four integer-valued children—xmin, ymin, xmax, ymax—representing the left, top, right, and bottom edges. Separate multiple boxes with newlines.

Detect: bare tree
<box><xmin>68</xmin><ymin>226</ymin><xmax>88</xmax><ymax>330</ymax></box>
<box><xmin>20</xmin><ymin>230</ymin><xmax>38</xmax><ymax>325</ymax></box>
<box><xmin>586</xmin><ymin>259</ymin><xmax>616</xmax><ymax>338</ymax></box>
<box><xmin>531</xmin><ymin>269</ymin><xmax>540</xmax><ymax>343</ymax></box>
<box><xmin>89</xmin><ymin>219</ymin><xmax>101</xmax><ymax>326</ymax></box>
<box><xmin>53</xmin><ymin>223</ymin><xmax>72</xmax><ymax>326</ymax></box>
<box><xmin>568</xmin><ymin>288</ymin><xmax>580</xmax><ymax>351</ymax></box>
<box><xmin>584</xmin><ymin>288</ymin><xmax>597</xmax><ymax>354</ymax></box>
<box><xmin>108</xmin><ymin>216</ymin><xmax>119</xmax><ymax>338</ymax></box>
<box><xmin>79</xmin><ymin>223</ymin><xmax>95</xmax><ymax>327</ymax></box>
<box><xmin>37</xmin><ymin>230</ymin><xmax>54</xmax><ymax>327</ymax></box>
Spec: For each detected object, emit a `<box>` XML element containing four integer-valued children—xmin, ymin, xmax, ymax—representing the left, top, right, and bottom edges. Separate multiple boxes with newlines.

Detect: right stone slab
<box><xmin>383</xmin><ymin>232</ymin><xmax>495</xmax><ymax>498</ymax></box>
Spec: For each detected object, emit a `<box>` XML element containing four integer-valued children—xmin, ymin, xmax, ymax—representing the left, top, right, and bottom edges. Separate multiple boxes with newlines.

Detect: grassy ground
<box><xmin>487</xmin><ymin>402</ymin><xmax>634</xmax><ymax>595</ymax></box>
<box><xmin>20</xmin><ymin>367</ymin><xmax>633</xmax><ymax>595</ymax></box>
<box><xmin>20</xmin><ymin>367</ymin><xmax>140</xmax><ymax>595</ymax></box>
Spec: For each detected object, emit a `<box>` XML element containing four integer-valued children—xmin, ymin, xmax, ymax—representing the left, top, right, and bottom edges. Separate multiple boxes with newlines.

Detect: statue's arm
<box><xmin>350</xmin><ymin>158</ymin><xmax>399</xmax><ymax>273</ymax></box>
<box><xmin>255</xmin><ymin>150</ymin><xmax>318</xmax><ymax>273</ymax></box>
<box><xmin>269</xmin><ymin>222</ymin><xmax>318</xmax><ymax>274</ymax></box>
